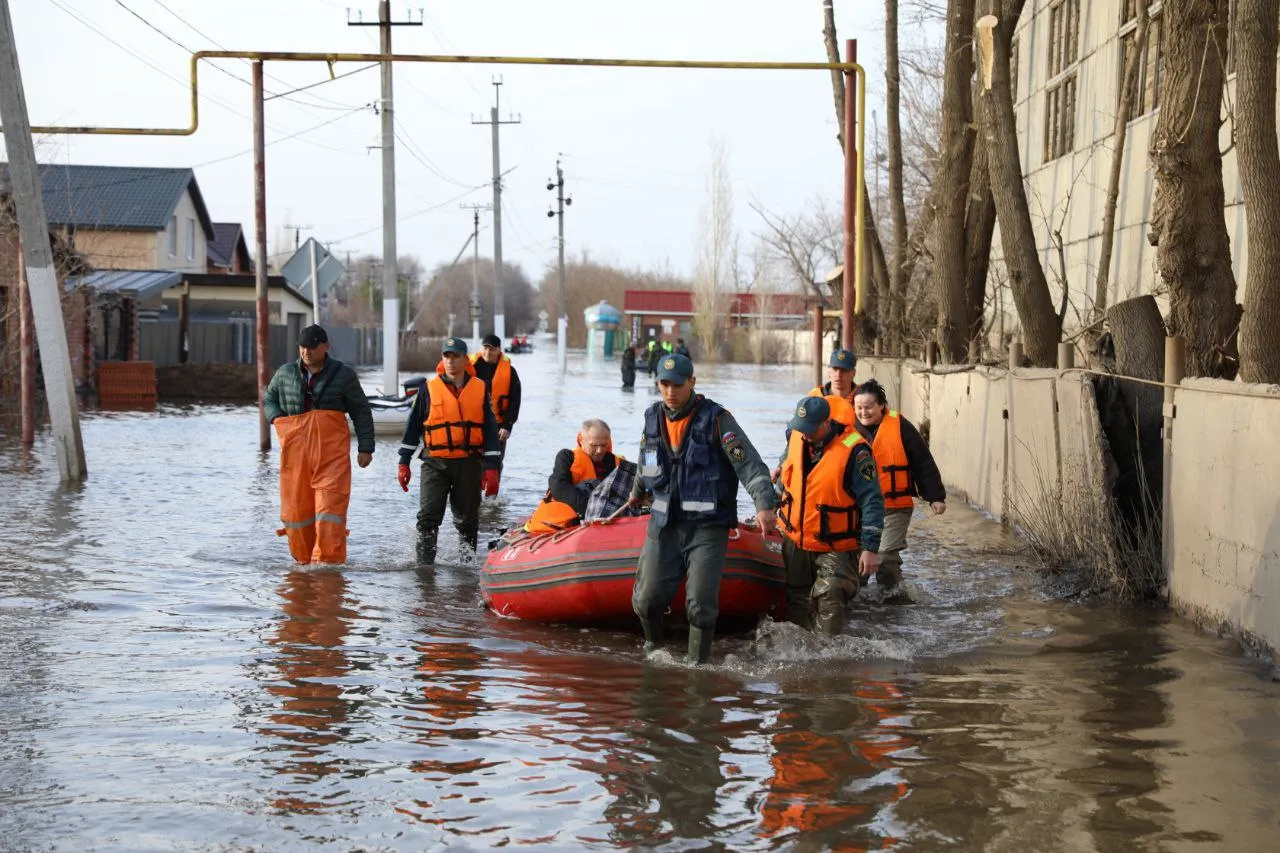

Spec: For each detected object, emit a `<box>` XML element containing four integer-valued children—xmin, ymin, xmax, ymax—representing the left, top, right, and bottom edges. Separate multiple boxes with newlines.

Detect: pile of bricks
<box><xmin>96</xmin><ymin>361</ymin><xmax>157</xmax><ymax>409</ymax></box>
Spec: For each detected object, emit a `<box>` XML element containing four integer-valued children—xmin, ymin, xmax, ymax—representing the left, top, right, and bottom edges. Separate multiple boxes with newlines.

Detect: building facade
<box><xmin>1004</xmin><ymin>0</ymin><xmax>1244</xmax><ymax>335</ymax></box>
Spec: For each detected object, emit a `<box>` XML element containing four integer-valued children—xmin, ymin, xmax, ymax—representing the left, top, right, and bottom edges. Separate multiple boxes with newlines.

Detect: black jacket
<box><xmin>472</xmin><ymin>357</ymin><xmax>522</xmax><ymax>432</ymax></box>
<box><xmin>856</xmin><ymin>414</ymin><xmax>945</xmax><ymax>503</ymax></box>
<box><xmin>397</xmin><ymin>374</ymin><xmax>501</xmax><ymax>467</ymax></box>
<box><xmin>548</xmin><ymin>448</ymin><xmax>618</xmax><ymax>514</ymax></box>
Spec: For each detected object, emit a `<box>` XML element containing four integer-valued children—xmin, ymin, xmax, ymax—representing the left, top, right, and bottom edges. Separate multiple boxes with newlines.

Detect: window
<box><xmin>186</xmin><ymin>218</ymin><xmax>195</xmax><ymax>261</ymax></box>
<box><xmin>167</xmin><ymin>216</ymin><xmax>177</xmax><ymax>257</ymax></box>
<box><xmin>1043</xmin><ymin>0</ymin><xmax>1080</xmax><ymax>161</ymax></box>
<box><xmin>1119</xmin><ymin>3</ymin><xmax>1165</xmax><ymax>118</ymax></box>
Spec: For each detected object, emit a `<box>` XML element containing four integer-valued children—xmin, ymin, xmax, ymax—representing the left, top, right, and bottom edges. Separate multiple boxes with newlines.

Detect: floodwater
<box><xmin>1</xmin><ymin>344</ymin><xmax>1278</xmax><ymax>852</ymax></box>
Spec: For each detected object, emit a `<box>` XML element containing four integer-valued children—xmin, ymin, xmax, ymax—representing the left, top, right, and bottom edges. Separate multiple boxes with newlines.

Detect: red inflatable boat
<box><xmin>481</xmin><ymin>515</ymin><xmax>786</xmax><ymax>628</ymax></box>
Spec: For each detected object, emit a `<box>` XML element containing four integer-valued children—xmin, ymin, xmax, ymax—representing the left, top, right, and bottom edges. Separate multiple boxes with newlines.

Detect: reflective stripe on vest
<box><xmin>870</xmin><ymin>411</ymin><xmax>914</xmax><ymax>510</ymax></box>
<box><xmin>777</xmin><ymin>425</ymin><xmax>866</xmax><ymax>552</ymax></box>
<box><xmin>424</xmin><ymin>375</ymin><xmax>486</xmax><ymax>458</ymax></box>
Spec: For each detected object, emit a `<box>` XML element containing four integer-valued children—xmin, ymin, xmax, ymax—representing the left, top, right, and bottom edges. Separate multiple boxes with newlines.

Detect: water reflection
<box><xmin>255</xmin><ymin>569</ymin><xmax>362</xmax><ymax>814</ymax></box>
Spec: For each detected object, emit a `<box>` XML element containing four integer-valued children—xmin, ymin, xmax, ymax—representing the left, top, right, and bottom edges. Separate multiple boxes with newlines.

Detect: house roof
<box><xmin>66</xmin><ymin>270</ymin><xmax>183</xmax><ymax>302</ymax></box>
<box><xmin>208</xmin><ymin>222</ymin><xmax>251</xmax><ymax>270</ymax></box>
<box><xmin>623</xmin><ymin>289</ymin><xmax>813</xmax><ymax>318</ymax></box>
<box><xmin>0</xmin><ymin>163</ymin><xmax>215</xmax><ymax>238</ymax></box>
<box><xmin>181</xmin><ymin>272</ymin><xmax>312</xmax><ymax>307</ymax></box>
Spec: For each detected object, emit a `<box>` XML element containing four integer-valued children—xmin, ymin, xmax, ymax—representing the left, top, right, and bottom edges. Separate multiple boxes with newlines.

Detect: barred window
<box><xmin>1044</xmin><ymin>0</ymin><xmax>1080</xmax><ymax>161</ymax></box>
<box><xmin>1119</xmin><ymin>3</ymin><xmax>1165</xmax><ymax>118</ymax></box>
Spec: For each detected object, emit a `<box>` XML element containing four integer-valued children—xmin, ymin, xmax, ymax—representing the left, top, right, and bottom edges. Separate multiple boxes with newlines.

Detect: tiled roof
<box><xmin>0</xmin><ymin>163</ymin><xmax>214</xmax><ymax>237</ymax></box>
<box><xmin>208</xmin><ymin>222</ymin><xmax>242</xmax><ymax>268</ymax></box>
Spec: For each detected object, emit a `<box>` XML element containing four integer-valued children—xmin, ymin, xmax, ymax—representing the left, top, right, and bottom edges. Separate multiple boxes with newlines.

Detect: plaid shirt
<box><xmin>584</xmin><ymin>459</ymin><xmax>640</xmax><ymax>521</ymax></box>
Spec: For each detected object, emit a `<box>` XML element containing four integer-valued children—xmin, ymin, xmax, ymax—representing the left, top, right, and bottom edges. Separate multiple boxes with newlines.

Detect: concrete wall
<box><xmin>1168</xmin><ymin>379</ymin><xmax>1280</xmax><ymax>651</ymax></box>
<box><xmin>862</xmin><ymin>357</ymin><xmax>1280</xmax><ymax>656</ymax></box>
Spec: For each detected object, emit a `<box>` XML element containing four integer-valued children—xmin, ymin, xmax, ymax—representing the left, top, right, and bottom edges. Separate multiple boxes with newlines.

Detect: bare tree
<box><xmin>1093</xmin><ymin>5</ymin><xmax>1151</xmax><ymax>319</ymax></box>
<box><xmin>750</xmin><ymin>197</ymin><xmax>842</xmax><ymax>301</ymax></box>
<box><xmin>1149</xmin><ymin>1</ymin><xmax>1237</xmax><ymax>378</ymax></box>
<box><xmin>933</xmin><ymin>0</ymin><xmax>976</xmax><ymax>362</ymax></box>
<box><xmin>884</xmin><ymin>0</ymin><xmax>910</xmax><ymax>355</ymax></box>
<box><xmin>976</xmin><ymin>0</ymin><xmax>1062</xmax><ymax>366</ymax></box>
<box><xmin>1235</xmin><ymin>0</ymin><xmax>1280</xmax><ymax>382</ymax></box>
<box><xmin>692</xmin><ymin>137</ymin><xmax>734</xmax><ymax>359</ymax></box>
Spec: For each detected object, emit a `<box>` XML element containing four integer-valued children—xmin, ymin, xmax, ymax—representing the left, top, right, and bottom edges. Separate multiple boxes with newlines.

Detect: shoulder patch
<box><xmin>855</xmin><ymin>444</ymin><xmax>877</xmax><ymax>481</ymax></box>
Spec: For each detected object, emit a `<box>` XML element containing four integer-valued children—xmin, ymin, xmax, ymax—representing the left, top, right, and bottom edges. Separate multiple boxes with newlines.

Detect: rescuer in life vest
<box><xmin>852</xmin><ymin>379</ymin><xmax>945</xmax><ymax>595</ymax></box>
<box><xmin>396</xmin><ymin>337</ymin><xmax>502</xmax><ymax>566</ymax></box>
<box><xmin>627</xmin><ymin>352</ymin><xmax>778</xmax><ymax>664</ymax></box>
<box><xmin>471</xmin><ymin>333</ymin><xmax>522</xmax><ymax>497</ymax></box>
<box><xmin>263</xmin><ymin>324</ymin><xmax>375</xmax><ymax>565</ymax></box>
<box><xmin>776</xmin><ymin>395</ymin><xmax>884</xmax><ymax>634</ymax></box>
<box><xmin>524</xmin><ymin>419</ymin><xmax>623</xmax><ymax>535</ymax></box>
<box><xmin>809</xmin><ymin>346</ymin><xmax>859</xmax><ymax>422</ymax></box>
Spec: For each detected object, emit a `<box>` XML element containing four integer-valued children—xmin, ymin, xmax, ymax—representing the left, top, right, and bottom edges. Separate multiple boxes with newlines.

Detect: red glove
<box><xmin>481</xmin><ymin>468</ymin><xmax>500</xmax><ymax>497</ymax></box>
<box><xmin>397</xmin><ymin>463</ymin><xmax>412</xmax><ymax>492</ymax></box>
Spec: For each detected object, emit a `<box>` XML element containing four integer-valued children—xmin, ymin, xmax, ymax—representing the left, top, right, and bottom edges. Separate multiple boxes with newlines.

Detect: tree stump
<box><xmin>1107</xmin><ymin>294</ymin><xmax>1166</xmax><ymax>381</ymax></box>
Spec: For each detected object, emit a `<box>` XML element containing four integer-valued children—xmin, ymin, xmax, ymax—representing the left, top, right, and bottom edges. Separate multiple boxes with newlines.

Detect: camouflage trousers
<box><xmin>780</xmin><ymin>538</ymin><xmax>860</xmax><ymax>635</ymax></box>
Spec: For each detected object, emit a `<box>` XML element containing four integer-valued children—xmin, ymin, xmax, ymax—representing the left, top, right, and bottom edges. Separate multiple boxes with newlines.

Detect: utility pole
<box><xmin>546</xmin><ymin>158</ymin><xmax>572</xmax><ymax>370</ymax></box>
<box><xmin>461</xmin><ymin>202</ymin><xmax>490</xmax><ymax>349</ymax></box>
<box><xmin>472</xmin><ymin>79</ymin><xmax>520</xmax><ymax>341</ymax></box>
<box><xmin>0</xmin><ymin>0</ymin><xmax>86</xmax><ymax>480</ymax></box>
<box><xmin>349</xmin><ymin>0</ymin><xmax>420</xmax><ymax>393</ymax></box>
<box><xmin>285</xmin><ymin>223</ymin><xmax>311</xmax><ymax>252</ymax></box>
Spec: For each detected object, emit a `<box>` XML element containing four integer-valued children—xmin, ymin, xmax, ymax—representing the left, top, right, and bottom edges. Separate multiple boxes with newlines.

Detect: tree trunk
<box><xmin>977</xmin><ymin>0</ymin><xmax>1062</xmax><ymax>366</ymax></box>
<box><xmin>1094</xmin><ymin>6</ymin><xmax>1150</xmax><ymax>318</ymax></box>
<box><xmin>1148</xmin><ymin>1</ymin><xmax>1237</xmax><ymax>378</ymax></box>
<box><xmin>884</xmin><ymin>0</ymin><xmax>910</xmax><ymax>356</ymax></box>
<box><xmin>1235</xmin><ymin>0</ymin><xmax>1280</xmax><ymax>383</ymax></box>
<box><xmin>934</xmin><ymin>0</ymin><xmax>977</xmax><ymax>363</ymax></box>
<box><xmin>1107</xmin><ymin>294</ymin><xmax>1166</xmax><ymax>381</ymax></box>
<box><xmin>964</xmin><ymin>91</ymin><xmax>998</xmax><ymax>359</ymax></box>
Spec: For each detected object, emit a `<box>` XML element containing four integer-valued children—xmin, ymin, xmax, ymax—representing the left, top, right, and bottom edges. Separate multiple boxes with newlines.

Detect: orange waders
<box><xmin>274</xmin><ymin>409</ymin><xmax>353</xmax><ymax>564</ymax></box>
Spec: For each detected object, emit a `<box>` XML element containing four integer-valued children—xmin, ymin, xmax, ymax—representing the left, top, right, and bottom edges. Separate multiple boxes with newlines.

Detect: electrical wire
<box><xmin>193</xmin><ymin>105</ymin><xmax>373</xmax><ymax>167</ymax></box>
<box><xmin>330</xmin><ymin>185</ymin><xmax>489</xmax><ymax>245</ymax></box>
<box><xmin>393</xmin><ymin>127</ymin><xmax>482</xmax><ymax>190</ymax></box>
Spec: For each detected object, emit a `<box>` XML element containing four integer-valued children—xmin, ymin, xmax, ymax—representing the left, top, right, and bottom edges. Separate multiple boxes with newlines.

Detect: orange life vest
<box><xmin>777</xmin><ymin>417</ymin><xmax>867</xmax><ymax>552</ymax></box>
<box><xmin>808</xmin><ymin>384</ymin><xmax>854</xmax><ymax>426</ymax></box>
<box><xmin>473</xmin><ymin>352</ymin><xmax>513</xmax><ymax>422</ymax></box>
<box><xmin>524</xmin><ymin>442</ymin><xmax>621</xmax><ymax>534</ymax></box>
<box><xmin>869</xmin><ymin>411</ymin><xmax>914</xmax><ymax>510</ymax></box>
<box><xmin>423</xmin><ymin>375</ymin><xmax>486</xmax><ymax>458</ymax></box>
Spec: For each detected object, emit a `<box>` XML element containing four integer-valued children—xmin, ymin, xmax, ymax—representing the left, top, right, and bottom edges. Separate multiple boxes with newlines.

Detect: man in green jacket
<box><xmin>263</xmin><ymin>325</ymin><xmax>374</xmax><ymax>564</ymax></box>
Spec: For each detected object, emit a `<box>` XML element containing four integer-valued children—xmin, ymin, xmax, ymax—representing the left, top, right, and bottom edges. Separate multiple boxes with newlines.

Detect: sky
<box><xmin>8</xmin><ymin>0</ymin><xmax>888</xmax><ymax>285</ymax></box>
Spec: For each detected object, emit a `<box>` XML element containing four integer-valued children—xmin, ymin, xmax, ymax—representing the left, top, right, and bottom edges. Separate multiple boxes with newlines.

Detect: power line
<box><xmin>193</xmin><ymin>105</ymin><xmax>373</xmax><ymax>167</ymax></box>
<box><xmin>330</xmin><ymin>185</ymin><xmax>487</xmax><ymax>245</ymax></box>
<box><xmin>393</xmin><ymin>126</ymin><xmax>480</xmax><ymax>190</ymax></box>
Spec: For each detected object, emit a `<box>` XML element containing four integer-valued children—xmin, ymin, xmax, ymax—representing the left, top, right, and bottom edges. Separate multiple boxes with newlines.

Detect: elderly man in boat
<box><xmin>524</xmin><ymin>419</ymin><xmax>636</xmax><ymax>534</ymax></box>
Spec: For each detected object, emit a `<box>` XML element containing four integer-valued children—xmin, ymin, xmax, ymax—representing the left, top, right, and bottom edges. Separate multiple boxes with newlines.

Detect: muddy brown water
<box><xmin>2</xmin><ymin>348</ymin><xmax>1278</xmax><ymax>851</ymax></box>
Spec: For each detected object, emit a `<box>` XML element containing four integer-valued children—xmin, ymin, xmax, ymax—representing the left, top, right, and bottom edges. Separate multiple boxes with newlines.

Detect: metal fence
<box><xmin>137</xmin><ymin>322</ymin><xmax>383</xmax><ymax>369</ymax></box>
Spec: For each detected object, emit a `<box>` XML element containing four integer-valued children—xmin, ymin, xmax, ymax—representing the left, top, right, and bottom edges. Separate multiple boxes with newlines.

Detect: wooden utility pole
<box><xmin>0</xmin><ymin>0</ymin><xmax>86</xmax><ymax>479</ymax></box>
<box><xmin>253</xmin><ymin>61</ymin><xmax>270</xmax><ymax>451</ymax></box>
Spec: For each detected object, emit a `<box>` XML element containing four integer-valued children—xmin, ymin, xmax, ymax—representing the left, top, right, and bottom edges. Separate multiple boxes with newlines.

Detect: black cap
<box><xmin>482</xmin><ymin>333</ymin><xmax>501</xmax><ymax>348</ymax></box>
<box><xmin>787</xmin><ymin>396</ymin><xmax>831</xmax><ymax>435</ymax></box>
<box><xmin>442</xmin><ymin>337</ymin><xmax>468</xmax><ymax>355</ymax></box>
<box><xmin>829</xmin><ymin>348</ymin><xmax>857</xmax><ymax>369</ymax></box>
<box><xmin>298</xmin><ymin>325</ymin><xmax>328</xmax><ymax>347</ymax></box>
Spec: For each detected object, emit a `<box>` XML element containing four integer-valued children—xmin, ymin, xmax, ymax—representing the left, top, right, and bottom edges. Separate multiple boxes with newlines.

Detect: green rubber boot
<box><xmin>686</xmin><ymin>626</ymin><xmax>714</xmax><ymax>664</ymax></box>
<box><xmin>640</xmin><ymin>616</ymin><xmax>665</xmax><ymax>654</ymax></box>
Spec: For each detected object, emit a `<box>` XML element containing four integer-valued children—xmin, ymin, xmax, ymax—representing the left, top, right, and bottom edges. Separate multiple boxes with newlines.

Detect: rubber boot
<box><xmin>639</xmin><ymin>616</ymin><xmax>665</xmax><ymax>654</ymax></box>
<box><xmin>686</xmin><ymin>626</ymin><xmax>714</xmax><ymax>664</ymax></box>
<box><xmin>415</xmin><ymin>530</ymin><xmax>438</xmax><ymax>567</ymax></box>
<box><xmin>876</xmin><ymin>558</ymin><xmax>903</xmax><ymax>591</ymax></box>
<box><xmin>813</xmin><ymin>574</ymin><xmax>858</xmax><ymax>636</ymax></box>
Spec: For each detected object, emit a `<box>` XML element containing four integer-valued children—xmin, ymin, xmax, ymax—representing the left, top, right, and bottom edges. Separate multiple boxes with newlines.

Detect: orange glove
<box><xmin>481</xmin><ymin>468</ymin><xmax>500</xmax><ymax>497</ymax></box>
<box><xmin>398</xmin><ymin>463</ymin><xmax>412</xmax><ymax>492</ymax></box>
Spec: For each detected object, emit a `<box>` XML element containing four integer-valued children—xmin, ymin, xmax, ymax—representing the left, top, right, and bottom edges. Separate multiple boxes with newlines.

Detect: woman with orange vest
<box><xmin>396</xmin><ymin>337</ymin><xmax>501</xmax><ymax>566</ymax></box>
<box><xmin>776</xmin><ymin>395</ymin><xmax>884</xmax><ymax>634</ymax></box>
<box><xmin>852</xmin><ymin>379</ymin><xmax>946</xmax><ymax>595</ymax></box>
<box><xmin>524</xmin><ymin>419</ymin><xmax>623</xmax><ymax>534</ymax></box>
